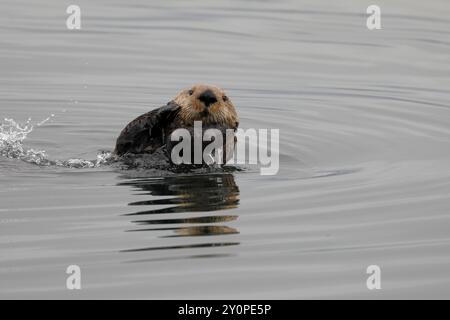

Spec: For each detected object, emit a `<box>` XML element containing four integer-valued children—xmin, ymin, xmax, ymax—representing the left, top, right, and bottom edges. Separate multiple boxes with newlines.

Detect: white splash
<box><xmin>36</xmin><ymin>114</ymin><xmax>55</xmax><ymax>127</ymax></box>
<box><xmin>57</xmin><ymin>151</ymin><xmax>115</xmax><ymax>168</ymax></box>
<box><xmin>0</xmin><ymin>117</ymin><xmax>115</xmax><ymax>168</ymax></box>
<box><xmin>0</xmin><ymin>118</ymin><xmax>52</xmax><ymax>166</ymax></box>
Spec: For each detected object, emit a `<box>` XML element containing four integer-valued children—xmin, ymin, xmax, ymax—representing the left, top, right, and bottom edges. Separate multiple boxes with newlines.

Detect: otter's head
<box><xmin>173</xmin><ymin>84</ymin><xmax>239</xmax><ymax>129</ymax></box>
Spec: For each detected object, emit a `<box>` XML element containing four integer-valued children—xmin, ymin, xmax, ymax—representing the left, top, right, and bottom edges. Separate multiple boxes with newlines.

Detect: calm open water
<box><xmin>1</xmin><ymin>0</ymin><xmax>450</xmax><ymax>299</ymax></box>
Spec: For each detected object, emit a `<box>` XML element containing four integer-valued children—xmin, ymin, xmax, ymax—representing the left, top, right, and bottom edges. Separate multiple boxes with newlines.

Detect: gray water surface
<box><xmin>1</xmin><ymin>0</ymin><xmax>450</xmax><ymax>299</ymax></box>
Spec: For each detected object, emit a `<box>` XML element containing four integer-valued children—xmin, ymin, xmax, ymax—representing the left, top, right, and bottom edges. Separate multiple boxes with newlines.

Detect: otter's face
<box><xmin>173</xmin><ymin>84</ymin><xmax>239</xmax><ymax>128</ymax></box>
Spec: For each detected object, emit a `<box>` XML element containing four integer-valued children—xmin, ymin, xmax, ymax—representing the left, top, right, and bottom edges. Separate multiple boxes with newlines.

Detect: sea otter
<box><xmin>114</xmin><ymin>84</ymin><xmax>239</xmax><ymax>164</ymax></box>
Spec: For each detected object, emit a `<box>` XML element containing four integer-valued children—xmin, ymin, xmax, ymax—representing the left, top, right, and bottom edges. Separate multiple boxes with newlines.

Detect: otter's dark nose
<box><xmin>198</xmin><ymin>89</ymin><xmax>217</xmax><ymax>107</ymax></box>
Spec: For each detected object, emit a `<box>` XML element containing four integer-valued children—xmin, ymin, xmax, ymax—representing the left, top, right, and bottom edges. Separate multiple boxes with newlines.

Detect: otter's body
<box><xmin>114</xmin><ymin>85</ymin><xmax>239</xmax><ymax>163</ymax></box>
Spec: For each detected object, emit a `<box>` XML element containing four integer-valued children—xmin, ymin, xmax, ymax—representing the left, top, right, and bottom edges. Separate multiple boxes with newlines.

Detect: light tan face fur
<box><xmin>173</xmin><ymin>84</ymin><xmax>239</xmax><ymax>128</ymax></box>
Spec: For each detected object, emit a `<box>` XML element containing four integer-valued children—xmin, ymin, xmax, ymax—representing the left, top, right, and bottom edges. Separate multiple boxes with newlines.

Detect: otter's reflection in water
<box><xmin>118</xmin><ymin>173</ymin><xmax>240</xmax><ymax>253</ymax></box>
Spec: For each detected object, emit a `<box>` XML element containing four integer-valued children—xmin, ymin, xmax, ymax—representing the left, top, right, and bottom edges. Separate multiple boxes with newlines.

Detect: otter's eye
<box><xmin>188</xmin><ymin>89</ymin><xmax>194</xmax><ymax>96</ymax></box>
<box><xmin>222</xmin><ymin>95</ymin><xmax>228</xmax><ymax>102</ymax></box>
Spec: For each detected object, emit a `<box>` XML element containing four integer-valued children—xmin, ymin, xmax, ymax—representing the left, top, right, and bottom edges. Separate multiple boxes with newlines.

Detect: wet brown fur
<box><xmin>114</xmin><ymin>84</ymin><xmax>239</xmax><ymax>158</ymax></box>
<box><xmin>173</xmin><ymin>84</ymin><xmax>238</xmax><ymax>128</ymax></box>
